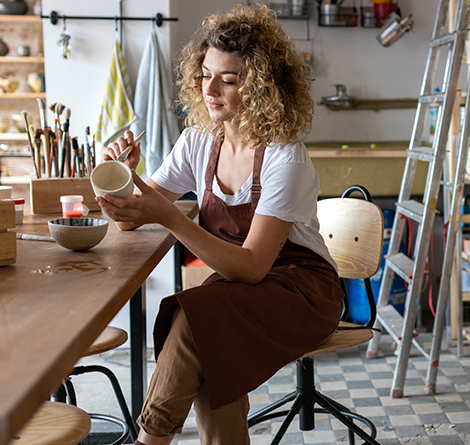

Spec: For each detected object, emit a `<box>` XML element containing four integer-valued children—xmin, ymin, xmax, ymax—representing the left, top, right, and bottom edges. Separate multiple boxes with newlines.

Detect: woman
<box><xmin>98</xmin><ymin>4</ymin><xmax>344</xmax><ymax>445</ymax></box>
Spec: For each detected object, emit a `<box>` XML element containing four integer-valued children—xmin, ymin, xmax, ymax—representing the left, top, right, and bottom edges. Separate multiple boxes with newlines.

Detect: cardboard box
<box><xmin>30</xmin><ymin>177</ymin><xmax>100</xmax><ymax>214</ymax></box>
<box><xmin>182</xmin><ymin>265</ymin><xmax>214</xmax><ymax>290</ymax></box>
<box><xmin>0</xmin><ymin>200</ymin><xmax>16</xmax><ymax>266</ymax></box>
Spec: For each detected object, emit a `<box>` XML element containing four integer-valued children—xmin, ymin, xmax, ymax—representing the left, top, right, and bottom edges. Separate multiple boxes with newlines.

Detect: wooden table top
<box><xmin>0</xmin><ymin>200</ymin><xmax>198</xmax><ymax>445</ymax></box>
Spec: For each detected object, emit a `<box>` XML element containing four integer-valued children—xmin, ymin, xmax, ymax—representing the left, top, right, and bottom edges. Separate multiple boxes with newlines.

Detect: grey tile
<box><xmin>366</xmin><ymin>415</ymin><xmax>392</xmax><ymax>427</ymax></box>
<box><xmin>418</xmin><ymin>413</ymin><xmax>452</xmax><ymax>424</ymax></box>
<box><xmin>341</xmin><ymin>365</ymin><xmax>367</xmax><ymax>373</ymax></box>
<box><xmin>393</xmin><ymin>424</ymin><xmax>427</xmax><ymax>437</ymax></box>
<box><xmin>439</xmin><ymin>402</ymin><xmax>470</xmax><ymax>412</ymax></box>
<box><xmin>406</xmin><ymin>394</ymin><xmax>437</xmax><ymax>404</ymax></box>
<box><xmin>352</xmin><ymin>397</ymin><xmax>382</xmax><ymax>407</ymax></box>
<box><xmin>428</xmin><ymin>436</ymin><xmax>464</xmax><ymax>445</ymax></box>
<box><xmin>311</xmin><ymin>417</ymin><xmax>332</xmax><ymax>431</ymax></box>
<box><xmin>453</xmin><ymin>422</ymin><xmax>470</xmax><ymax>434</ymax></box>
<box><xmin>346</xmin><ymin>380</ymin><xmax>374</xmax><ymax>390</ymax></box>
<box><xmin>276</xmin><ymin>432</ymin><xmax>304</xmax><ymax>444</ymax></box>
<box><xmin>369</xmin><ymin>371</ymin><xmax>394</xmax><ymax>380</ymax></box>
<box><xmin>269</xmin><ymin>375</ymin><xmax>295</xmax><ymax>385</ymax></box>
<box><xmin>317</xmin><ymin>374</ymin><xmax>345</xmax><ymax>382</ymax></box>
<box><xmin>376</xmin><ymin>387</ymin><xmax>393</xmax><ymax>397</ymax></box>
<box><xmin>374</xmin><ymin>439</ymin><xmax>400</xmax><ymax>445</ymax></box>
<box><xmin>322</xmin><ymin>389</ymin><xmax>351</xmax><ymax>399</ymax></box>
<box><xmin>384</xmin><ymin>405</ymin><xmax>415</xmax><ymax>416</ymax></box>
<box><xmin>405</xmin><ymin>377</ymin><xmax>426</xmax><ymax>386</ymax></box>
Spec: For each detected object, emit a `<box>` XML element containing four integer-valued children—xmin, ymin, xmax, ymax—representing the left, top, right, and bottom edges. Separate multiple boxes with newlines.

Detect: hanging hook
<box><xmin>114</xmin><ymin>16</ymin><xmax>119</xmax><ymax>32</ymax></box>
<box><xmin>62</xmin><ymin>16</ymin><xmax>67</xmax><ymax>31</ymax></box>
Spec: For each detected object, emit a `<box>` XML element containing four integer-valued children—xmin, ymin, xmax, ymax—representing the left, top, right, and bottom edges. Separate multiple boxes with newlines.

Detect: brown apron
<box><xmin>153</xmin><ymin>138</ymin><xmax>344</xmax><ymax>410</ymax></box>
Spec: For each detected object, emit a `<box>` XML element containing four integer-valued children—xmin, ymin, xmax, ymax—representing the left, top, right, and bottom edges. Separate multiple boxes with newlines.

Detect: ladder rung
<box><xmin>385</xmin><ymin>252</ymin><xmax>414</xmax><ymax>283</ymax></box>
<box><xmin>396</xmin><ymin>200</ymin><xmax>425</xmax><ymax>222</ymax></box>
<box><xmin>430</xmin><ymin>33</ymin><xmax>456</xmax><ymax>47</ymax></box>
<box><xmin>440</xmin><ymin>180</ymin><xmax>454</xmax><ymax>188</ymax></box>
<box><xmin>407</xmin><ymin>146</ymin><xmax>435</xmax><ymax>162</ymax></box>
<box><xmin>461</xmin><ymin>214</ymin><xmax>470</xmax><ymax>224</ymax></box>
<box><xmin>377</xmin><ymin>306</ymin><xmax>424</xmax><ymax>351</ymax></box>
<box><xmin>419</xmin><ymin>93</ymin><xmax>445</xmax><ymax>104</ymax></box>
<box><xmin>377</xmin><ymin>305</ymin><xmax>405</xmax><ymax>344</ymax></box>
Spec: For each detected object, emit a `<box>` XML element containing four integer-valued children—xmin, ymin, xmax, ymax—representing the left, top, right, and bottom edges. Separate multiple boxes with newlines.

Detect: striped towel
<box><xmin>95</xmin><ymin>40</ymin><xmax>136</xmax><ymax>146</ymax></box>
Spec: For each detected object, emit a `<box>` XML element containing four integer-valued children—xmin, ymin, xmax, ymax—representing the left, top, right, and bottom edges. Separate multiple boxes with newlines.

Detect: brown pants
<box><xmin>137</xmin><ymin>308</ymin><xmax>251</xmax><ymax>445</ymax></box>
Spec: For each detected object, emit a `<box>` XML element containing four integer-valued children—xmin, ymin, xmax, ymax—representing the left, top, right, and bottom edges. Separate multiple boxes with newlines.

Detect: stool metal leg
<box><xmin>71</xmin><ymin>364</ymin><xmax>138</xmax><ymax>442</ymax></box>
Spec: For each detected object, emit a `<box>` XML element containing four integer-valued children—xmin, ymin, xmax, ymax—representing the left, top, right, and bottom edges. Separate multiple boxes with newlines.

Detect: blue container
<box><xmin>347</xmin><ymin>209</ymin><xmax>406</xmax><ymax>324</ymax></box>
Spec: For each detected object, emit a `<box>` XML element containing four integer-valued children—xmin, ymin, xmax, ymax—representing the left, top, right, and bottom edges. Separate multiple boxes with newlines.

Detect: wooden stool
<box><xmin>56</xmin><ymin>326</ymin><xmax>138</xmax><ymax>444</ymax></box>
<box><xmin>13</xmin><ymin>401</ymin><xmax>90</xmax><ymax>445</ymax></box>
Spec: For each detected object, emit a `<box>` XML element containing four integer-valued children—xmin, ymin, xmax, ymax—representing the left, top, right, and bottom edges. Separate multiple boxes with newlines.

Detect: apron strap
<box><xmin>251</xmin><ymin>145</ymin><xmax>266</xmax><ymax>209</ymax></box>
<box><xmin>204</xmin><ymin>138</ymin><xmax>266</xmax><ymax>210</ymax></box>
<box><xmin>204</xmin><ymin>138</ymin><xmax>223</xmax><ymax>192</ymax></box>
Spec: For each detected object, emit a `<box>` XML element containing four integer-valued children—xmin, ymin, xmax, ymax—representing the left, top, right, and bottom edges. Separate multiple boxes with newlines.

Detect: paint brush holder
<box><xmin>30</xmin><ymin>177</ymin><xmax>100</xmax><ymax>214</ymax></box>
<box><xmin>0</xmin><ymin>200</ymin><xmax>16</xmax><ymax>266</ymax></box>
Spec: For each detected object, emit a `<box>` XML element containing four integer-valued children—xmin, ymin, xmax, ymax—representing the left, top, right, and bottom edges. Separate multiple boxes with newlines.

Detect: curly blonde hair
<box><xmin>175</xmin><ymin>4</ymin><xmax>314</xmax><ymax>147</ymax></box>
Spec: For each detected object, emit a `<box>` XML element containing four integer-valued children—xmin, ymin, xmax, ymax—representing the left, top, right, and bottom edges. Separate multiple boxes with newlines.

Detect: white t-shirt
<box><xmin>152</xmin><ymin>127</ymin><xmax>336</xmax><ymax>270</ymax></box>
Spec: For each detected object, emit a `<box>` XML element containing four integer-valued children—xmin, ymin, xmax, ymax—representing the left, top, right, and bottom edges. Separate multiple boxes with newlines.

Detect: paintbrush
<box><xmin>71</xmin><ymin>137</ymin><xmax>80</xmax><ymax>178</ymax></box>
<box><xmin>37</xmin><ymin>98</ymin><xmax>52</xmax><ymax>177</ymax></box>
<box><xmin>63</xmin><ymin>108</ymin><xmax>72</xmax><ymax>177</ymax></box>
<box><xmin>21</xmin><ymin>111</ymin><xmax>40</xmax><ymax>179</ymax></box>
<box><xmin>16</xmin><ymin>233</ymin><xmax>55</xmax><ymax>242</ymax></box>
<box><xmin>117</xmin><ymin>130</ymin><xmax>146</xmax><ymax>162</ymax></box>
<box><xmin>29</xmin><ymin>125</ymin><xmax>41</xmax><ymax>178</ymax></box>
<box><xmin>85</xmin><ymin>127</ymin><xmax>93</xmax><ymax>175</ymax></box>
<box><xmin>59</xmin><ymin>113</ymin><xmax>70</xmax><ymax>178</ymax></box>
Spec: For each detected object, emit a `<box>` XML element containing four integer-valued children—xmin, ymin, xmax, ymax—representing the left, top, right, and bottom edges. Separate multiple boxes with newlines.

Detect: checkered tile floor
<box><xmin>175</xmin><ymin>332</ymin><xmax>470</xmax><ymax>445</ymax></box>
<box><xmin>76</xmin><ymin>332</ymin><xmax>470</xmax><ymax>445</ymax></box>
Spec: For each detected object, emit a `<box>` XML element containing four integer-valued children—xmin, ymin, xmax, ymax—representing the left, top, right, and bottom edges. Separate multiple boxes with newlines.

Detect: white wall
<box><xmin>40</xmin><ymin>0</ymin><xmax>440</xmax><ymax>344</ymax></box>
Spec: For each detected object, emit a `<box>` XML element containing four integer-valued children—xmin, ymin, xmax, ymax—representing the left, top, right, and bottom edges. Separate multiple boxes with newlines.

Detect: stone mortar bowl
<box><xmin>48</xmin><ymin>218</ymin><xmax>109</xmax><ymax>251</ymax></box>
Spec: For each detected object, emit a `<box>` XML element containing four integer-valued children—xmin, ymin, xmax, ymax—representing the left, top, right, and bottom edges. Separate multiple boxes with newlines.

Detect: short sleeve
<box><xmin>151</xmin><ymin>130</ymin><xmax>197</xmax><ymax>194</ymax></box>
<box><xmin>255</xmin><ymin>161</ymin><xmax>318</xmax><ymax>224</ymax></box>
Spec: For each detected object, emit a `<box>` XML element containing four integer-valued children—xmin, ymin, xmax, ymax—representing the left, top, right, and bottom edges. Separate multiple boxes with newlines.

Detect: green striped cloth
<box><xmin>95</xmin><ymin>40</ymin><xmax>136</xmax><ymax>147</ymax></box>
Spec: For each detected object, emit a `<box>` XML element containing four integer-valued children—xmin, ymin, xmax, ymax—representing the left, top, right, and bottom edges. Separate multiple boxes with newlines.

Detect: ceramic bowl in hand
<box><xmin>48</xmin><ymin>218</ymin><xmax>109</xmax><ymax>251</ymax></box>
<box><xmin>91</xmin><ymin>161</ymin><xmax>134</xmax><ymax>199</ymax></box>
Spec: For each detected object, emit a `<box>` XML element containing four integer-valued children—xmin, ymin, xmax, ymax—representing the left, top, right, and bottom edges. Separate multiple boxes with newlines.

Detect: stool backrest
<box><xmin>317</xmin><ymin>197</ymin><xmax>384</xmax><ymax>280</ymax></box>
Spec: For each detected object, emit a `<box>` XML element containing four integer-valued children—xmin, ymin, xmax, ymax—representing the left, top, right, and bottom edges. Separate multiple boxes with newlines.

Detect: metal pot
<box><xmin>376</xmin><ymin>12</ymin><xmax>414</xmax><ymax>47</ymax></box>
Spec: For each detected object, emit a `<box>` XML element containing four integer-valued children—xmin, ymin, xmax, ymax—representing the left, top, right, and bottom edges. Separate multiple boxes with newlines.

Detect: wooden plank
<box><xmin>0</xmin><ymin>15</ymin><xmax>41</xmax><ymax>22</ymax></box>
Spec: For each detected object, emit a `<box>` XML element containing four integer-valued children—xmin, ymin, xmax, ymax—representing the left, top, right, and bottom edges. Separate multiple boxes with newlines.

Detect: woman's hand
<box><xmin>102</xmin><ymin>130</ymin><xmax>141</xmax><ymax>171</ymax></box>
<box><xmin>96</xmin><ymin>171</ymin><xmax>176</xmax><ymax>228</ymax></box>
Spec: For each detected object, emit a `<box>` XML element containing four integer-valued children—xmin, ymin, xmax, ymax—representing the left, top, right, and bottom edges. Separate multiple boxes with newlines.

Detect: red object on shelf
<box><xmin>374</xmin><ymin>2</ymin><xmax>397</xmax><ymax>27</ymax></box>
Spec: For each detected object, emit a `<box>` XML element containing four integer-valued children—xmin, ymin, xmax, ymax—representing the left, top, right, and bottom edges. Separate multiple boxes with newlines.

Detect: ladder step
<box><xmin>396</xmin><ymin>200</ymin><xmax>425</xmax><ymax>222</ymax></box>
<box><xmin>407</xmin><ymin>146</ymin><xmax>435</xmax><ymax>162</ymax></box>
<box><xmin>377</xmin><ymin>306</ymin><xmax>426</xmax><ymax>356</ymax></box>
<box><xmin>419</xmin><ymin>92</ymin><xmax>445</xmax><ymax>104</ymax></box>
<box><xmin>377</xmin><ymin>305</ymin><xmax>405</xmax><ymax>344</ymax></box>
<box><xmin>430</xmin><ymin>32</ymin><xmax>456</xmax><ymax>47</ymax></box>
<box><xmin>386</xmin><ymin>252</ymin><xmax>414</xmax><ymax>283</ymax></box>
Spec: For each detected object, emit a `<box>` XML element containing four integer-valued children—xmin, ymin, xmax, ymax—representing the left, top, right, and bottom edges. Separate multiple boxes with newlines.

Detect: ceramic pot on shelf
<box><xmin>0</xmin><ymin>37</ymin><xmax>9</xmax><ymax>56</ymax></box>
<box><xmin>0</xmin><ymin>0</ymin><xmax>28</xmax><ymax>15</ymax></box>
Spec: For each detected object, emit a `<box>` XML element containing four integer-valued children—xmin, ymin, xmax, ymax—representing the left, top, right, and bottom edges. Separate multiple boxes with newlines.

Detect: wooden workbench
<box><xmin>0</xmin><ymin>201</ymin><xmax>198</xmax><ymax>445</ymax></box>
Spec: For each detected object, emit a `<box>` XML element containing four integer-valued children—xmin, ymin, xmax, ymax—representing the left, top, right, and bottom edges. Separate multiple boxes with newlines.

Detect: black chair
<box><xmin>248</xmin><ymin>185</ymin><xmax>384</xmax><ymax>445</ymax></box>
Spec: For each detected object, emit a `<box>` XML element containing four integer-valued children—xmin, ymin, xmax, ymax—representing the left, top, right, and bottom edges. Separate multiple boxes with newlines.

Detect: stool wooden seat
<box><xmin>300</xmin><ymin>321</ymin><xmax>373</xmax><ymax>358</ymax></box>
<box><xmin>84</xmin><ymin>326</ymin><xmax>128</xmax><ymax>357</ymax></box>
<box><xmin>14</xmin><ymin>401</ymin><xmax>90</xmax><ymax>445</ymax></box>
